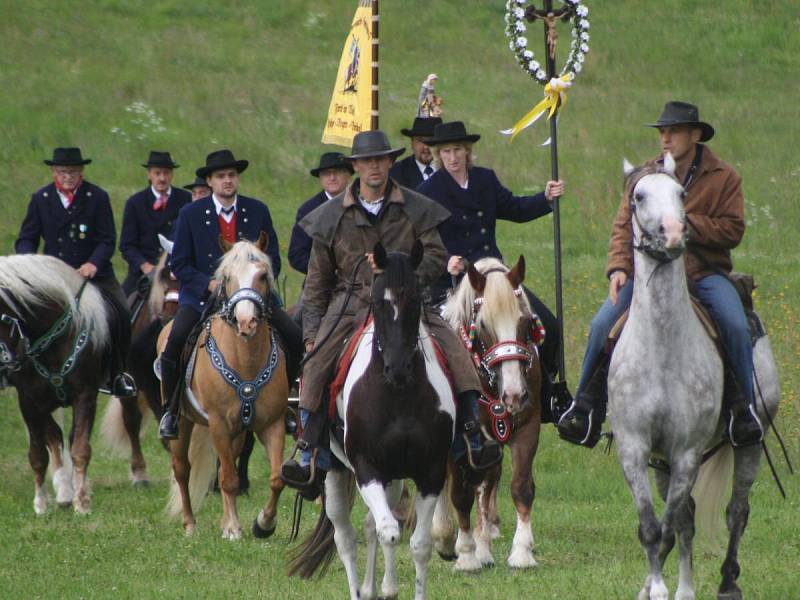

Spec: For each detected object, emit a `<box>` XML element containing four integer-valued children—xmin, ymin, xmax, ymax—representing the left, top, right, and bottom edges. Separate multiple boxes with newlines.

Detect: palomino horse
<box><xmin>435</xmin><ymin>256</ymin><xmax>543</xmax><ymax>570</ymax></box>
<box><xmin>101</xmin><ymin>235</ymin><xmax>179</xmax><ymax>486</ymax></box>
<box><xmin>160</xmin><ymin>235</ymin><xmax>289</xmax><ymax>539</ymax></box>
<box><xmin>0</xmin><ymin>255</ymin><xmax>111</xmax><ymax>514</ymax></box>
<box><xmin>289</xmin><ymin>242</ymin><xmax>455</xmax><ymax>600</ymax></box>
<box><xmin>610</xmin><ymin>155</ymin><xmax>780</xmax><ymax>600</ymax></box>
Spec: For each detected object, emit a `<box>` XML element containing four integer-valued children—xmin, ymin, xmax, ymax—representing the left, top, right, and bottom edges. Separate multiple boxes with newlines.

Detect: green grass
<box><xmin>1</xmin><ymin>1</ymin><xmax>798</xmax><ymax>598</ymax></box>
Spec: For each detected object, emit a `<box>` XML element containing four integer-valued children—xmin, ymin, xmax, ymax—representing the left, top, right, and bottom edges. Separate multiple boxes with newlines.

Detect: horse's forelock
<box><xmin>479</xmin><ymin>270</ymin><xmax>526</xmax><ymax>340</ymax></box>
<box><xmin>215</xmin><ymin>241</ymin><xmax>274</xmax><ymax>287</ymax></box>
<box><xmin>625</xmin><ymin>163</ymin><xmax>680</xmax><ymax>198</ymax></box>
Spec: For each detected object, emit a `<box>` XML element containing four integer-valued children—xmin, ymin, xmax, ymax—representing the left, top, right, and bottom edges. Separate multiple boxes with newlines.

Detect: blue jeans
<box><xmin>299</xmin><ymin>409</ymin><xmax>331</xmax><ymax>471</ymax></box>
<box><xmin>577</xmin><ymin>274</ymin><xmax>753</xmax><ymax>403</ymax></box>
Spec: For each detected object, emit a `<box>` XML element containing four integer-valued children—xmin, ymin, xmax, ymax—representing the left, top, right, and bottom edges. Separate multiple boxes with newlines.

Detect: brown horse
<box><xmin>0</xmin><ymin>255</ymin><xmax>113</xmax><ymax>514</ymax></box>
<box><xmin>100</xmin><ymin>237</ymin><xmax>180</xmax><ymax>486</ymax></box>
<box><xmin>433</xmin><ymin>256</ymin><xmax>543</xmax><ymax>570</ymax></box>
<box><xmin>160</xmin><ymin>235</ymin><xmax>289</xmax><ymax>539</ymax></box>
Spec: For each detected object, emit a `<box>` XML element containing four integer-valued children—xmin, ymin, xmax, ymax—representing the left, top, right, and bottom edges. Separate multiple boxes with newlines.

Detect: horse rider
<box><xmin>557</xmin><ymin>101</ymin><xmax>764</xmax><ymax>449</ymax></box>
<box><xmin>416</xmin><ymin>120</ymin><xmax>569</xmax><ymax>417</ymax></box>
<box><xmin>389</xmin><ymin>116</ymin><xmax>442</xmax><ymax>188</ymax></box>
<box><xmin>119</xmin><ymin>151</ymin><xmax>191</xmax><ymax>296</ymax></box>
<box><xmin>280</xmin><ymin>130</ymin><xmax>503</xmax><ymax>500</ymax></box>
<box><xmin>15</xmin><ymin>147</ymin><xmax>137</xmax><ymax>398</ymax></box>
<box><xmin>157</xmin><ymin>149</ymin><xmax>303</xmax><ymax>439</ymax></box>
<box><xmin>182</xmin><ymin>176</ymin><xmax>212</xmax><ymax>202</ymax></box>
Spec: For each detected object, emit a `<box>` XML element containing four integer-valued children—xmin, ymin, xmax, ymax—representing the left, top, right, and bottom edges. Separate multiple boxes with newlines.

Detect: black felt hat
<box><xmin>646</xmin><ymin>101</ymin><xmax>715</xmax><ymax>142</ymax></box>
<box><xmin>425</xmin><ymin>121</ymin><xmax>481</xmax><ymax>146</ymax></box>
<box><xmin>310</xmin><ymin>152</ymin><xmax>355</xmax><ymax>177</ymax></box>
<box><xmin>346</xmin><ymin>131</ymin><xmax>405</xmax><ymax>160</ymax></box>
<box><xmin>142</xmin><ymin>150</ymin><xmax>179</xmax><ymax>169</ymax></box>
<box><xmin>400</xmin><ymin>117</ymin><xmax>443</xmax><ymax>138</ymax></box>
<box><xmin>183</xmin><ymin>176</ymin><xmax>211</xmax><ymax>191</ymax></box>
<box><xmin>196</xmin><ymin>149</ymin><xmax>249</xmax><ymax>178</ymax></box>
<box><xmin>44</xmin><ymin>147</ymin><xmax>92</xmax><ymax>166</ymax></box>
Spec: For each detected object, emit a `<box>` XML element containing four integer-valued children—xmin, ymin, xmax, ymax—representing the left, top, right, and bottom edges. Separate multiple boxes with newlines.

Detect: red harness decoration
<box><xmin>327</xmin><ymin>317</ymin><xmax>374</xmax><ymax>419</ymax></box>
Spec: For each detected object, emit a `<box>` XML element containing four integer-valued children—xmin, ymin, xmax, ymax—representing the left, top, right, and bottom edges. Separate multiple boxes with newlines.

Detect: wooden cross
<box><xmin>524</xmin><ymin>2</ymin><xmax>577</xmax><ymax>62</ymax></box>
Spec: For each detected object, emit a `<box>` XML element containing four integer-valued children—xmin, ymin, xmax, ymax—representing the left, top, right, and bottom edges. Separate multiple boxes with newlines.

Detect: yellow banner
<box><xmin>321</xmin><ymin>1</ymin><xmax>375</xmax><ymax>147</ymax></box>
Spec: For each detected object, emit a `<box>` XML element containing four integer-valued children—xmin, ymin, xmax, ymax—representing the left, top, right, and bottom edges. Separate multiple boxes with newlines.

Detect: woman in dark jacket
<box><xmin>416</xmin><ymin>121</ymin><xmax>567</xmax><ymax>407</ymax></box>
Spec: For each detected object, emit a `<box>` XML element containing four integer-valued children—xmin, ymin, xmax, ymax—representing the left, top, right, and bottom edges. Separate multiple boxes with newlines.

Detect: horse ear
<box><xmin>219</xmin><ymin>235</ymin><xmax>234</xmax><ymax>254</ymax></box>
<box><xmin>507</xmin><ymin>255</ymin><xmax>526</xmax><ymax>288</ymax></box>
<box><xmin>663</xmin><ymin>152</ymin><xmax>676</xmax><ymax>176</ymax></box>
<box><xmin>467</xmin><ymin>263</ymin><xmax>486</xmax><ymax>294</ymax></box>
<box><xmin>256</xmin><ymin>231</ymin><xmax>268</xmax><ymax>251</ymax></box>
<box><xmin>373</xmin><ymin>242</ymin><xmax>387</xmax><ymax>270</ymax></box>
<box><xmin>409</xmin><ymin>239</ymin><xmax>424</xmax><ymax>270</ymax></box>
<box><xmin>158</xmin><ymin>234</ymin><xmax>174</xmax><ymax>255</ymax></box>
<box><xmin>623</xmin><ymin>158</ymin><xmax>636</xmax><ymax>177</ymax></box>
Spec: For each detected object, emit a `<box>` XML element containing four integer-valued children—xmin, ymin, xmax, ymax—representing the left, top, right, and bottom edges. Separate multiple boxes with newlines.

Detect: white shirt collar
<box><xmin>358</xmin><ymin>195</ymin><xmax>384</xmax><ymax>215</ymax></box>
<box><xmin>212</xmin><ymin>194</ymin><xmax>238</xmax><ymax>222</ymax></box>
<box><xmin>324</xmin><ymin>190</ymin><xmax>336</xmax><ymax>201</ymax></box>
<box><xmin>151</xmin><ymin>186</ymin><xmax>172</xmax><ymax>199</ymax></box>
<box><xmin>416</xmin><ymin>159</ymin><xmax>436</xmax><ymax>179</ymax></box>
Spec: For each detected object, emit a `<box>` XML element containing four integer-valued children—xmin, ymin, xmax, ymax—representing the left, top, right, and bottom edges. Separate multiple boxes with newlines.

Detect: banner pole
<box><xmin>371</xmin><ymin>0</ymin><xmax>379</xmax><ymax>130</ymax></box>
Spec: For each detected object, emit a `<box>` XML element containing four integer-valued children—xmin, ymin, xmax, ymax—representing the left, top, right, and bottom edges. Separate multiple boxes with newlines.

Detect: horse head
<box><xmin>147</xmin><ymin>234</ymin><xmax>180</xmax><ymax>324</ymax></box>
<box><xmin>624</xmin><ymin>153</ymin><xmax>688</xmax><ymax>263</ymax></box>
<box><xmin>216</xmin><ymin>232</ymin><xmax>273</xmax><ymax>338</ymax></box>
<box><xmin>370</xmin><ymin>240</ymin><xmax>424</xmax><ymax>389</ymax></box>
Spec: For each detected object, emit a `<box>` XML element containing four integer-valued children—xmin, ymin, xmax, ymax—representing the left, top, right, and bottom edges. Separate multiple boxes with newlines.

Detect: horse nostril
<box><xmin>658</xmin><ymin>225</ymin><xmax>665</xmax><ymax>234</ymax></box>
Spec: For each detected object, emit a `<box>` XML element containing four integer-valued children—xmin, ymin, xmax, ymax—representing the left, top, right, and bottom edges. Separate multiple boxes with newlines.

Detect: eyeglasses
<box><xmin>53</xmin><ymin>168</ymin><xmax>83</xmax><ymax>177</ymax></box>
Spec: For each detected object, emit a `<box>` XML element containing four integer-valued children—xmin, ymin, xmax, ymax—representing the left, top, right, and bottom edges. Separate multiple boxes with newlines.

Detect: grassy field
<box><xmin>1</xmin><ymin>1</ymin><xmax>798</xmax><ymax>598</ymax></box>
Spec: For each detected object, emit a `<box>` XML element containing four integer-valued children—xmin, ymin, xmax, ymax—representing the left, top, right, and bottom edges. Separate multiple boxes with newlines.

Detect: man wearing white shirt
<box><xmin>389</xmin><ymin>116</ymin><xmax>442</xmax><ymax>188</ymax></box>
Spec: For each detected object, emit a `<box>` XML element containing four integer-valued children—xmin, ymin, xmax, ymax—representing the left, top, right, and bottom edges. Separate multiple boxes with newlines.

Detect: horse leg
<box><xmin>487</xmin><ymin>476</ymin><xmax>501</xmax><ymax>540</ymax></box>
<box><xmin>19</xmin><ymin>397</ymin><xmax>52</xmax><ymax>514</ymax></box>
<box><xmin>252</xmin><ymin>418</ymin><xmax>285</xmax><ymax>539</ymax></box>
<box><xmin>119</xmin><ymin>395</ymin><xmax>148</xmax><ymax>487</ymax></box>
<box><xmin>409</xmin><ymin>492</ymin><xmax>439</xmax><ymax>600</ymax></box>
<box><xmin>326</xmin><ymin>469</ymin><xmax>360</xmax><ymax>600</ymax></box>
<box><xmin>473</xmin><ymin>479</ymin><xmax>496</xmax><ymax>567</ymax></box>
<box><xmin>170</xmin><ymin>419</ymin><xmax>196</xmax><ymax>534</ymax></box>
<box><xmin>361</xmin><ymin>511</ymin><xmax>378</xmax><ymax>600</ymax></box>
<box><xmin>43</xmin><ymin>410</ymin><xmax>74</xmax><ymax>508</ymax></box>
<box><xmin>210</xmin><ymin>420</ymin><xmax>241</xmax><ymax>540</ymax></box>
<box><xmin>618</xmin><ymin>443</ymin><xmax>667</xmax><ymax>600</ymax></box>
<box><xmin>449</xmin><ymin>466</ymin><xmax>481</xmax><ymax>572</ymax></box>
<box><xmin>358</xmin><ymin>479</ymin><xmax>400</xmax><ymax>599</ymax></box>
<box><xmin>718</xmin><ymin>446</ymin><xmax>760</xmax><ymax>600</ymax></box>
<box><xmin>432</xmin><ymin>481</ymin><xmax>457</xmax><ymax>560</ymax></box>
<box><xmin>236</xmin><ymin>430</ymin><xmax>255</xmax><ymax>495</ymax></box>
<box><xmin>507</xmin><ymin>422</ymin><xmax>540</xmax><ymax>569</ymax></box>
<box><xmin>69</xmin><ymin>390</ymin><xmax>96</xmax><ymax>514</ymax></box>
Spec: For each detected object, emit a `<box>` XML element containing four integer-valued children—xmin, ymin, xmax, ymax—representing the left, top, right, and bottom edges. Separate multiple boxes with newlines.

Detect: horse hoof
<box><xmin>717</xmin><ymin>589</ymin><xmax>742</xmax><ymax>600</ymax></box>
<box><xmin>132</xmin><ymin>479</ymin><xmax>150</xmax><ymax>489</ymax></box>
<box><xmin>252</xmin><ymin>517</ymin><xmax>276</xmax><ymax>539</ymax></box>
<box><xmin>237</xmin><ymin>486</ymin><xmax>249</xmax><ymax>497</ymax></box>
<box><xmin>437</xmin><ymin>550</ymin><xmax>457</xmax><ymax>562</ymax></box>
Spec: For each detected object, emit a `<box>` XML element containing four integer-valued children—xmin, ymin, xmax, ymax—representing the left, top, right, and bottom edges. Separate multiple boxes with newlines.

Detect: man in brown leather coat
<box><xmin>558</xmin><ymin>101</ymin><xmax>763</xmax><ymax>449</ymax></box>
<box><xmin>280</xmin><ymin>130</ymin><xmax>501</xmax><ymax>498</ymax></box>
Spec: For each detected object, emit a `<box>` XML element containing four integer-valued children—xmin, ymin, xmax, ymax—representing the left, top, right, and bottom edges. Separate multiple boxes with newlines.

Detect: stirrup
<box><xmin>727</xmin><ymin>406</ymin><xmax>764</xmax><ymax>448</ymax></box>
<box><xmin>557</xmin><ymin>403</ymin><xmax>601</xmax><ymax>448</ymax></box>
<box><xmin>112</xmin><ymin>372</ymin><xmax>138</xmax><ymax>397</ymax></box>
<box><xmin>461</xmin><ymin>431</ymin><xmax>502</xmax><ymax>473</ymax></box>
<box><xmin>280</xmin><ymin>443</ymin><xmax>320</xmax><ymax>488</ymax></box>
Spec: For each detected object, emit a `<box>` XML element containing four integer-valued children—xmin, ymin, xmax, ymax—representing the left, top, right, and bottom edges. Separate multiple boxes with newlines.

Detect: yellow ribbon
<box><xmin>501</xmin><ymin>73</ymin><xmax>574</xmax><ymax>142</ymax></box>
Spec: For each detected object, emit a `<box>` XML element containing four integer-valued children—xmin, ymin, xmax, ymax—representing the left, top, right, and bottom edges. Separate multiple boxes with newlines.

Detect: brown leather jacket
<box><xmin>607</xmin><ymin>145</ymin><xmax>745</xmax><ymax>281</ymax></box>
<box><xmin>300</xmin><ymin>178</ymin><xmax>450</xmax><ymax>345</ymax></box>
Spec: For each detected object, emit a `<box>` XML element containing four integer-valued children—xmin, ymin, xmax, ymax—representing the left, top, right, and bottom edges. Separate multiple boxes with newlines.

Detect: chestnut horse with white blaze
<box><xmin>434</xmin><ymin>256</ymin><xmax>543</xmax><ymax>570</ymax></box>
<box><xmin>160</xmin><ymin>235</ymin><xmax>289</xmax><ymax>539</ymax></box>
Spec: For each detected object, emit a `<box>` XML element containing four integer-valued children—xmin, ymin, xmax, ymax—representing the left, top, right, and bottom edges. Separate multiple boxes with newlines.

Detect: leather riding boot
<box><xmin>158</xmin><ymin>356</ymin><xmax>180</xmax><ymax>440</ymax></box>
<box><xmin>723</xmin><ymin>368</ymin><xmax>764</xmax><ymax>448</ymax></box>
<box><xmin>557</xmin><ymin>354</ymin><xmax>609</xmax><ymax>448</ymax></box>
<box><xmin>280</xmin><ymin>408</ymin><xmax>328</xmax><ymax>500</ymax></box>
<box><xmin>456</xmin><ymin>390</ymin><xmax>503</xmax><ymax>480</ymax></box>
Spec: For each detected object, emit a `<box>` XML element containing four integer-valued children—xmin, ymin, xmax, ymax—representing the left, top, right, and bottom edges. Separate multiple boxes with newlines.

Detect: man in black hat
<box><xmin>16</xmin><ymin>147</ymin><xmax>136</xmax><ymax>397</ymax></box>
<box><xmin>389</xmin><ymin>116</ymin><xmax>442</xmax><ymax>188</ymax></box>
<box><xmin>183</xmin><ymin>176</ymin><xmax>212</xmax><ymax>202</ymax></box>
<box><xmin>557</xmin><ymin>101</ymin><xmax>764</xmax><ymax>448</ymax></box>
<box><xmin>157</xmin><ymin>149</ymin><xmax>303</xmax><ymax>439</ymax></box>
<box><xmin>288</xmin><ymin>152</ymin><xmax>353</xmax><ymax>276</ymax></box>
<box><xmin>279</xmin><ymin>130</ymin><xmax>502</xmax><ymax>500</ymax></box>
<box><xmin>119</xmin><ymin>151</ymin><xmax>192</xmax><ymax>295</ymax></box>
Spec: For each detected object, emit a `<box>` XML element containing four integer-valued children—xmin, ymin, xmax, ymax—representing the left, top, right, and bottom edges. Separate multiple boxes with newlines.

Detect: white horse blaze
<box><xmin>233</xmin><ymin>264</ymin><xmax>260</xmax><ymax>326</ymax></box>
<box><xmin>383</xmin><ymin>288</ymin><xmax>399</xmax><ymax>321</ymax></box>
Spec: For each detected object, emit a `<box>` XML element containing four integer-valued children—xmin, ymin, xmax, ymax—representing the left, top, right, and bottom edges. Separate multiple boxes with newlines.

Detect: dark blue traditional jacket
<box><xmin>288</xmin><ymin>190</ymin><xmax>330</xmax><ymax>275</ymax></box>
<box><xmin>119</xmin><ymin>186</ymin><xmax>191</xmax><ymax>277</ymax></box>
<box><xmin>389</xmin><ymin>155</ymin><xmax>425</xmax><ymax>190</ymax></box>
<box><xmin>416</xmin><ymin>166</ymin><xmax>552</xmax><ymax>303</ymax></box>
<box><xmin>15</xmin><ymin>181</ymin><xmax>117</xmax><ymax>279</ymax></box>
<box><xmin>169</xmin><ymin>195</ymin><xmax>281</xmax><ymax>312</ymax></box>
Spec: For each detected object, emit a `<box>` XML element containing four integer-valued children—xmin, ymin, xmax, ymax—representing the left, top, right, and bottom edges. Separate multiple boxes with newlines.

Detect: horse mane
<box><xmin>147</xmin><ymin>250</ymin><xmax>170</xmax><ymax>317</ymax></box>
<box><xmin>214</xmin><ymin>240</ymin><xmax>274</xmax><ymax>286</ymax></box>
<box><xmin>0</xmin><ymin>255</ymin><xmax>109</xmax><ymax>349</ymax></box>
<box><xmin>443</xmin><ymin>257</ymin><xmax>530</xmax><ymax>338</ymax></box>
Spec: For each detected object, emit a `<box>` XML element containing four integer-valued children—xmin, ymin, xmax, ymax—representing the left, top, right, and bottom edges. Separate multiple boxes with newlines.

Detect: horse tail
<box><xmin>287</xmin><ymin>471</ymin><xmax>356</xmax><ymax>578</ymax></box>
<box><xmin>166</xmin><ymin>426</ymin><xmax>218</xmax><ymax>517</ymax></box>
<box><xmin>692</xmin><ymin>443</ymin><xmax>734</xmax><ymax>543</ymax></box>
<box><xmin>99</xmin><ymin>397</ymin><xmax>130</xmax><ymax>456</ymax></box>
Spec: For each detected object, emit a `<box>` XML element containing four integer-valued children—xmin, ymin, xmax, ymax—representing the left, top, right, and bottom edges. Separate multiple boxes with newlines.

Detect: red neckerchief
<box><xmin>54</xmin><ymin>177</ymin><xmax>83</xmax><ymax>207</ymax></box>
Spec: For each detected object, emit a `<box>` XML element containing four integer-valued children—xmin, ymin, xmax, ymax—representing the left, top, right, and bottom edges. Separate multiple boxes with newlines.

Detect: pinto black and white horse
<box><xmin>610</xmin><ymin>155</ymin><xmax>781</xmax><ymax>600</ymax></box>
<box><xmin>0</xmin><ymin>254</ymin><xmax>112</xmax><ymax>514</ymax></box>
<box><xmin>289</xmin><ymin>241</ymin><xmax>455</xmax><ymax>600</ymax></box>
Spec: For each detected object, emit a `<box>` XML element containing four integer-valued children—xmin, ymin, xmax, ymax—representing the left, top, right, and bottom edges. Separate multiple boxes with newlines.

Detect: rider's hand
<box><xmin>140</xmin><ymin>262</ymin><xmax>155</xmax><ymax>275</ymax></box>
<box><xmin>545</xmin><ymin>180</ymin><xmax>565</xmax><ymax>202</ymax></box>
<box><xmin>208</xmin><ymin>279</ymin><xmax>220</xmax><ymax>293</ymax></box>
<box><xmin>447</xmin><ymin>255</ymin><xmax>466</xmax><ymax>276</ymax></box>
<box><xmin>609</xmin><ymin>270</ymin><xmax>628</xmax><ymax>305</ymax></box>
<box><xmin>78</xmin><ymin>262</ymin><xmax>97</xmax><ymax>279</ymax></box>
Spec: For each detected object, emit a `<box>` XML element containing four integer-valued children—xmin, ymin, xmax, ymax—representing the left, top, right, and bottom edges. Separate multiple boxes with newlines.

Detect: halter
<box><xmin>0</xmin><ymin>280</ymin><xmax>92</xmax><ymax>404</ymax></box>
<box><xmin>219</xmin><ymin>286</ymin><xmax>271</xmax><ymax>326</ymax></box>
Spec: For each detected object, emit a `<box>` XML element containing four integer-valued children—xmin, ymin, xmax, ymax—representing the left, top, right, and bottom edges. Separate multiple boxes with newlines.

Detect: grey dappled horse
<box><xmin>609</xmin><ymin>155</ymin><xmax>780</xmax><ymax>600</ymax></box>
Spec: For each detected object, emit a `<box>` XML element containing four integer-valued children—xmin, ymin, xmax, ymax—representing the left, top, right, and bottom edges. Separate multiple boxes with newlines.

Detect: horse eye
<box><xmin>679</xmin><ymin>190</ymin><xmax>687</xmax><ymax>201</ymax></box>
<box><xmin>634</xmin><ymin>192</ymin><xmax>645</xmax><ymax>203</ymax></box>
<box><xmin>259</xmin><ymin>273</ymin><xmax>268</xmax><ymax>282</ymax></box>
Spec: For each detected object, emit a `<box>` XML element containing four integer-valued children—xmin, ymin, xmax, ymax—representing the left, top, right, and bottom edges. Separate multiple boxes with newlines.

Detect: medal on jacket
<box><xmin>79</xmin><ymin>224</ymin><xmax>88</xmax><ymax>239</ymax></box>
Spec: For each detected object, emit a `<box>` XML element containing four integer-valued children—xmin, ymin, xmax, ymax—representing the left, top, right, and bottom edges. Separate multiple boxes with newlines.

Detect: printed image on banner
<box><xmin>322</xmin><ymin>0</ymin><xmax>374</xmax><ymax>147</ymax></box>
